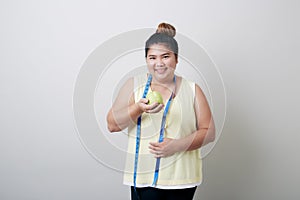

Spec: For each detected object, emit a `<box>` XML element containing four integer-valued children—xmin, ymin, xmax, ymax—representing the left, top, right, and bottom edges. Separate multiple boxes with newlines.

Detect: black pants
<box><xmin>131</xmin><ymin>186</ymin><xmax>197</xmax><ymax>200</ymax></box>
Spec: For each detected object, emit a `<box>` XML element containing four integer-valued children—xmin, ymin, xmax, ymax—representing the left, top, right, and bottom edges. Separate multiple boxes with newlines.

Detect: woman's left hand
<box><xmin>149</xmin><ymin>138</ymin><xmax>179</xmax><ymax>158</ymax></box>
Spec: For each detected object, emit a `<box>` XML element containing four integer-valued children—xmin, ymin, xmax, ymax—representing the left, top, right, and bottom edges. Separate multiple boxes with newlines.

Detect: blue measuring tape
<box><xmin>152</xmin><ymin>91</ymin><xmax>174</xmax><ymax>186</ymax></box>
<box><xmin>133</xmin><ymin>74</ymin><xmax>176</xmax><ymax>193</ymax></box>
<box><xmin>133</xmin><ymin>74</ymin><xmax>152</xmax><ymax>194</ymax></box>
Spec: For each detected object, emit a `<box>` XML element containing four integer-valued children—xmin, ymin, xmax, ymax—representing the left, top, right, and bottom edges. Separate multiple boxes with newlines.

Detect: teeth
<box><xmin>156</xmin><ymin>68</ymin><xmax>165</xmax><ymax>73</ymax></box>
<box><xmin>155</xmin><ymin>68</ymin><xmax>166</xmax><ymax>71</ymax></box>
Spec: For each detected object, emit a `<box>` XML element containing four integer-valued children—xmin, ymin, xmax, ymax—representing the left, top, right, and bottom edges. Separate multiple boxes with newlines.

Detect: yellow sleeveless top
<box><xmin>123</xmin><ymin>74</ymin><xmax>202</xmax><ymax>188</ymax></box>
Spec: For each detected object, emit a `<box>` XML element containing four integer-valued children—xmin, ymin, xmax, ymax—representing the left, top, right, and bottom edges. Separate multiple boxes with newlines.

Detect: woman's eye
<box><xmin>163</xmin><ymin>55</ymin><xmax>169</xmax><ymax>59</ymax></box>
<box><xmin>149</xmin><ymin>57</ymin><xmax>155</xmax><ymax>60</ymax></box>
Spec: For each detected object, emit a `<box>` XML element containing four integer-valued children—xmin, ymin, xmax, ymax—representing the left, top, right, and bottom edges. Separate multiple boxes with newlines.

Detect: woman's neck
<box><xmin>151</xmin><ymin>75</ymin><xmax>175</xmax><ymax>85</ymax></box>
<box><xmin>150</xmin><ymin>75</ymin><xmax>176</xmax><ymax>93</ymax></box>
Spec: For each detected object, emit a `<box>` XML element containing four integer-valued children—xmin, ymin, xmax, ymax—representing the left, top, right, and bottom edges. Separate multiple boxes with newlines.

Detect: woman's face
<box><xmin>146</xmin><ymin>43</ymin><xmax>178</xmax><ymax>83</ymax></box>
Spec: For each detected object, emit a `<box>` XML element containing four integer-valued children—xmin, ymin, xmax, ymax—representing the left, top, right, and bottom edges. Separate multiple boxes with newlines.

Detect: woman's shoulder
<box><xmin>121</xmin><ymin>73</ymin><xmax>147</xmax><ymax>88</ymax></box>
<box><xmin>132</xmin><ymin>73</ymin><xmax>148</xmax><ymax>87</ymax></box>
<box><xmin>180</xmin><ymin>76</ymin><xmax>196</xmax><ymax>90</ymax></box>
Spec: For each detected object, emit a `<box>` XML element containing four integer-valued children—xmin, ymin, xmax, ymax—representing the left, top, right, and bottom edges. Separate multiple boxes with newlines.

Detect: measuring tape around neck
<box><xmin>133</xmin><ymin>74</ymin><xmax>176</xmax><ymax>191</ymax></box>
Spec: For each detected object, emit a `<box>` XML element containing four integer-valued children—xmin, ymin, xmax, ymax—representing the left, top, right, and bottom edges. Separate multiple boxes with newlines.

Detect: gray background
<box><xmin>1</xmin><ymin>0</ymin><xmax>299</xmax><ymax>199</ymax></box>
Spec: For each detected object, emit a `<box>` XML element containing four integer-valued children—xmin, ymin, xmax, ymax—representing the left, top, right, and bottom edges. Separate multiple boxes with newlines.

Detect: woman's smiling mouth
<box><xmin>155</xmin><ymin>67</ymin><xmax>167</xmax><ymax>74</ymax></box>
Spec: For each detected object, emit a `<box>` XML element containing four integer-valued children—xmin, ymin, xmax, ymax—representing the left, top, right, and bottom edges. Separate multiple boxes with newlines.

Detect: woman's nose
<box><xmin>155</xmin><ymin>58</ymin><xmax>164</xmax><ymax>67</ymax></box>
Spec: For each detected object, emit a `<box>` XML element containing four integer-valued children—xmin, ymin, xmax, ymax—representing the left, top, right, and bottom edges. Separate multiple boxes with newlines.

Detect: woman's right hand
<box><xmin>137</xmin><ymin>98</ymin><xmax>164</xmax><ymax>113</ymax></box>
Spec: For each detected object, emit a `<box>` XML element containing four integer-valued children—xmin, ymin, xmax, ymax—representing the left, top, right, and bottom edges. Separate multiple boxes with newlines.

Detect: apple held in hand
<box><xmin>146</xmin><ymin>91</ymin><xmax>163</xmax><ymax>105</ymax></box>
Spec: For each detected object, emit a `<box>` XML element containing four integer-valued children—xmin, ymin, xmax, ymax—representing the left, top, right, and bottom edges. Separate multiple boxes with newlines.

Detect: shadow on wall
<box><xmin>194</xmin><ymin>105</ymin><xmax>263</xmax><ymax>200</ymax></box>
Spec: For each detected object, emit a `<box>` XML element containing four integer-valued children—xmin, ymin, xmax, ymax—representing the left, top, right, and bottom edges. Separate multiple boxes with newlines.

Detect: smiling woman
<box><xmin>146</xmin><ymin>44</ymin><xmax>178</xmax><ymax>84</ymax></box>
<box><xmin>106</xmin><ymin>22</ymin><xmax>215</xmax><ymax>200</ymax></box>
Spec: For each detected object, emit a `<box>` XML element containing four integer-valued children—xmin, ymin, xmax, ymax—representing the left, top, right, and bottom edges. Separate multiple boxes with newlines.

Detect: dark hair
<box><xmin>145</xmin><ymin>22</ymin><xmax>178</xmax><ymax>59</ymax></box>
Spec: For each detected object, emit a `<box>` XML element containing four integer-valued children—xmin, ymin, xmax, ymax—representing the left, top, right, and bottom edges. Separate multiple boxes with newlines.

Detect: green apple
<box><xmin>146</xmin><ymin>91</ymin><xmax>163</xmax><ymax>104</ymax></box>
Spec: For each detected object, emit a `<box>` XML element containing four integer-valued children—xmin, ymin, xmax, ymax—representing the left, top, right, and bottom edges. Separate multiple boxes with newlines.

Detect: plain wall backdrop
<box><xmin>1</xmin><ymin>0</ymin><xmax>299</xmax><ymax>199</ymax></box>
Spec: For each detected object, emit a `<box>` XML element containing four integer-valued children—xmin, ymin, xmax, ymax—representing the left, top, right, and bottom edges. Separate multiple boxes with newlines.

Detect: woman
<box><xmin>107</xmin><ymin>22</ymin><xmax>215</xmax><ymax>200</ymax></box>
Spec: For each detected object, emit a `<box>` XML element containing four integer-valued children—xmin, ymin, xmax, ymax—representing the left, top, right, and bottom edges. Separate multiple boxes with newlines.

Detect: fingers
<box><xmin>149</xmin><ymin>141</ymin><xmax>160</xmax><ymax>147</ymax></box>
<box><xmin>149</xmin><ymin>142</ymin><xmax>164</xmax><ymax>158</ymax></box>
<box><xmin>139</xmin><ymin>98</ymin><xmax>164</xmax><ymax>113</ymax></box>
<box><xmin>149</xmin><ymin>143</ymin><xmax>160</xmax><ymax>152</ymax></box>
<box><xmin>149</xmin><ymin>103</ymin><xmax>164</xmax><ymax>113</ymax></box>
<box><xmin>146</xmin><ymin>103</ymin><xmax>164</xmax><ymax>113</ymax></box>
<box><xmin>149</xmin><ymin>149</ymin><xmax>163</xmax><ymax>158</ymax></box>
<box><xmin>139</xmin><ymin>98</ymin><xmax>149</xmax><ymax>104</ymax></box>
<box><xmin>149</xmin><ymin>138</ymin><xmax>175</xmax><ymax>158</ymax></box>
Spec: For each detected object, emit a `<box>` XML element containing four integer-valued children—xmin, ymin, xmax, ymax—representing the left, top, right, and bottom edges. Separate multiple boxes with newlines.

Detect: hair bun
<box><xmin>156</xmin><ymin>22</ymin><xmax>176</xmax><ymax>37</ymax></box>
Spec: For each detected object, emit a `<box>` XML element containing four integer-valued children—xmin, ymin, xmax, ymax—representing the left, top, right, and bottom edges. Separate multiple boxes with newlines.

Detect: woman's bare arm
<box><xmin>149</xmin><ymin>84</ymin><xmax>215</xmax><ymax>157</ymax></box>
<box><xmin>106</xmin><ymin>78</ymin><xmax>164</xmax><ymax>132</ymax></box>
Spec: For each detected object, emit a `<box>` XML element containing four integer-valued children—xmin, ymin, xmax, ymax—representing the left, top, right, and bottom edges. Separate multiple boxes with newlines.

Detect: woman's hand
<box><xmin>137</xmin><ymin>98</ymin><xmax>164</xmax><ymax>113</ymax></box>
<box><xmin>149</xmin><ymin>138</ymin><xmax>179</xmax><ymax>158</ymax></box>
